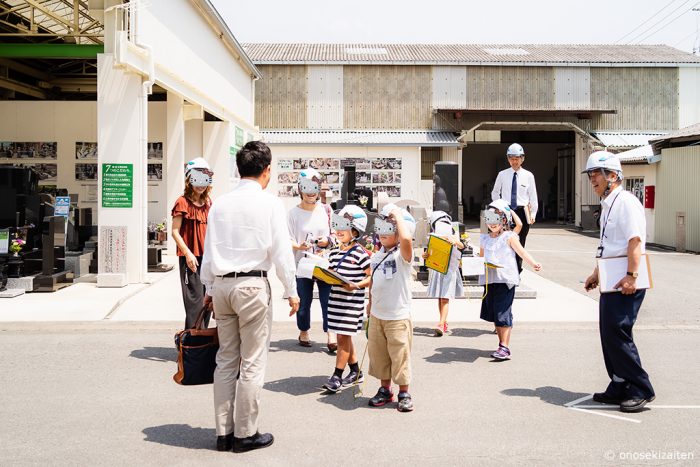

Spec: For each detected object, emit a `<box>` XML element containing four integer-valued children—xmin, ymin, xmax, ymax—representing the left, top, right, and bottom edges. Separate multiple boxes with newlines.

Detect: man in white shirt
<box><xmin>491</xmin><ymin>143</ymin><xmax>538</xmax><ymax>272</ymax></box>
<box><xmin>583</xmin><ymin>151</ymin><xmax>655</xmax><ymax>413</ymax></box>
<box><xmin>200</xmin><ymin>141</ymin><xmax>300</xmax><ymax>453</ymax></box>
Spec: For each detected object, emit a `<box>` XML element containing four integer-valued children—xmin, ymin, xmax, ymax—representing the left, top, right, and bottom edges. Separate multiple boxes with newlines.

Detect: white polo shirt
<box><xmin>599</xmin><ymin>185</ymin><xmax>646</xmax><ymax>258</ymax></box>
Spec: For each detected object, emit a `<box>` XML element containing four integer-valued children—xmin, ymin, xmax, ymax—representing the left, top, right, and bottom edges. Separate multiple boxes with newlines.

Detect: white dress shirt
<box><xmin>599</xmin><ymin>185</ymin><xmax>646</xmax><ymax>258</ymax></box>
<box><xmin>491</xmin><ymin>167</ymin><xmax>538</xmax><ymax>218</ymax></box>
<box><xmin>200</xmin><ymin>179</ymin><xmax>298</xmax><ymax>298</ymax></box>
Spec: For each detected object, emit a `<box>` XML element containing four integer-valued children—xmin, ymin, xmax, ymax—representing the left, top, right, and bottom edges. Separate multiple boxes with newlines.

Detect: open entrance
<box><xmin>460</xmin><ymin>129</ymin><xmax>576</xmax><ymax>223</ymax></box>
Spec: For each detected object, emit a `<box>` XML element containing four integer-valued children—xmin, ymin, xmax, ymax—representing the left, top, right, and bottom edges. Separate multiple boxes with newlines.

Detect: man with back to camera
<box><xmin>491</xmin><ymin>143</ymin><xmax>538</xmax><ymax>273</ymax></box>
<box><xmin>583</xmin><ymin>151</ymin><xmax>655</xmax><ymax>413</ymax></box>
<box><xmin>200</xmin><ymin>141</ymin><xmax>300</xmax><ymax>453</ymax></box>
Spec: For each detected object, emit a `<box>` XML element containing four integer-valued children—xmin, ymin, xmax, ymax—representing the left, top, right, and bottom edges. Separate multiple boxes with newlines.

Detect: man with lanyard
<box><xmin>200</xmin><ymin>141</ymin><xmax>300</xmax><ymax>452</ymax></box>
<box><xmin>491</xmin><ymin>143</ymin><xmax>538</xmax><ymax>273</ymax></box>
<box><xmin>583</xmin><ymin>151</ymin><xmax>655</xmax><ymax>413</ymax></box>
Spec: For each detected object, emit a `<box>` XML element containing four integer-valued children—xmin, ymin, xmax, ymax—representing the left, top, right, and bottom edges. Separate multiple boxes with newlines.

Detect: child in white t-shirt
<box><xmin>479</xmin><ymin>206</ymin><xmax>541</xmax><ymax>360</ymax></box>
<box><xmin>367</xmin><ymin>204</ymin><xmax>416</xmax><ymax>412</ymax></box>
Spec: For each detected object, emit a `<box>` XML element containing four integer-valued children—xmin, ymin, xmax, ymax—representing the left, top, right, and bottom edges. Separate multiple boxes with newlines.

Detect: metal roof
<box><xmin>593</xmin><ymin>132</ymin><xmax>668</xmax><ymax>149</ymax></box>
<box><xmin>243</xmin><ymin>43</ymin><xmax>700</xmax><ymax>66</ymax></box>
<box><xmin>649</xmin><ymin>123</ymin><xmax>700</xmax><ymax>143</ymax></box>
<box><xmin>615</xmin><ymin>144</ymin><xmax>655</xmax><ymax>164</ymax></box>
<box><xmin>261</xmin><ymin>130</ymin><xmax>460</xmax><ymax>147</ymax></box>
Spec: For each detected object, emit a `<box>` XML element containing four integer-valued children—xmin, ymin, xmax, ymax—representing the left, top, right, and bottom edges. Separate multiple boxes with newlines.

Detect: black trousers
<box><xmin>599</xmin><ymin>290</ymin><xmax>655</xmax><ymax>399</ymax></box>
<box><xmin>178</xmin><ymin>256</ymin><xmax>210</xmax><ymax>329</ymax></box>
<box><xmin>512</xmin><ymin>206</ymin><xmax>530</xmax><ymax>273</ymax></box>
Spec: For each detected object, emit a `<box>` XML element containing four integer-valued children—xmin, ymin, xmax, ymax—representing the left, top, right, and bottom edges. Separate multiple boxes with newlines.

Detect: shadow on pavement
<box><xmin>501</xmin><ymin>386</ymin><xmax>590</xmax><ymax>406</ymax></box>
<box><xmin>425</xmin><ymin>347</ymin><xmax>493</xmax><ymax>364</ymax></box>
<box><xmin>264</xmin><ymin>375</ymin><xmax>329</xmax><ymax>396</ymax></box>
<box><xmin>449</xmin><ymin>328</ymin><xmax>494</xmax><ymax>338</ymax></box>
<box><xmin>129</xmin><ymin>346</ymin><xmax>177</xmax><ymax>363</ymax></box>
<box><xmin>142</xmin><ymin>424</ymin><xmax>215</xmax><ymax>449</ymax></box>
<box><xmin>269</xmin><ymin>339</ymin><xmax>327</xmax><ymax>354</ymax></box>
<box><xmin>315</xmin><ymin>389</ymin><xmax>374</xmax><ymax>411</ymax></box>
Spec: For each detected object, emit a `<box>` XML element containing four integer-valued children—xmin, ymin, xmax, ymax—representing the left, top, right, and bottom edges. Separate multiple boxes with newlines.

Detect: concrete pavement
<box><xmin>0</xmin><ymin>321</ymin><xmax>698</xmax><ymax>466</ymax></box>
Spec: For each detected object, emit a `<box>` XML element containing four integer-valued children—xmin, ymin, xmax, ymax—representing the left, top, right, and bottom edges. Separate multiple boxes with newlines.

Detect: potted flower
<box><xmin>9</xmin><ymin>237</ymin><xmax>25</xmax><ymax>257</ymax></box>
<box><xmin>155</xmin><ymin>220</ymin><xmax>167</xmax><ymax>243</ymax></box>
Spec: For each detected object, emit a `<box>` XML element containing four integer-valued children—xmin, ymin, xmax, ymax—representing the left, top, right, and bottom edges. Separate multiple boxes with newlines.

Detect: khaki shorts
<box><xmin>367</xmin><ymin>317</ymin><xmax>412</xmax><ymax>386</ymax></box>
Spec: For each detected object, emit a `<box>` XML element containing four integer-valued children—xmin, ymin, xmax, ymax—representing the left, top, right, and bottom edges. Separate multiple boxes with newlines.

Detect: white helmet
<box><xmin>582</xmin><ymin>151</ymin><xmax>623</xmax><ymax>178</ymax></box>
<box><xmin>506</xmin><ymin>143</ymin><xmax>525</xmax><ymax>157</ymax></box>
<box><xmin>331</xmin><ymin>205</ymin><xmax>367</xmax><ymax>235</ymax></box>
<box><xmin>375</xmin><ymin>205</ymin><xmax>416</xmax><ymax>237</ymax></box>
<box><xmin>298</xmin><ymin>168</ymin><xmax>322</xmax><ymax>195</ymax></box>
<box><xmin>487</xmin><ymin>199</ymin><xmax>513</xmax><ymax>222</ymax></box>
<box><xmin>185</xmin><ymin>157</ymin><xmax>213</xmax><ymax>187</ymax></box>
<box><xmin>429</xmin><ymin>210</ymin><xmax>452</xmax><ymax>230</ymax></box>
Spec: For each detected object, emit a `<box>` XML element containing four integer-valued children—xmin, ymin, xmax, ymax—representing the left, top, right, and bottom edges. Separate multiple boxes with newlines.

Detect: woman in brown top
<box><xmin>171</xmin><ymin>157</ymin><xmax>213</xmax><ymax>329</ymax></box>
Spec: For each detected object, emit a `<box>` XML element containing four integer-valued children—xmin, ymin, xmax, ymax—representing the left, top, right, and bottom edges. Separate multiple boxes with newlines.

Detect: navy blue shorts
<box><xmin>480</xmin><ymin>283</ymin><xmax>515</xmax><ymax>327</ymax></box>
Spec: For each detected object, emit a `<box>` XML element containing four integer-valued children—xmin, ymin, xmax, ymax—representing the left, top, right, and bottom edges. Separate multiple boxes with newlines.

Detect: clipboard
<box><xmin>313</xmin><ymin>266</ymin><xmax>352</xmax><ymax>286</ymax></box>
<box><xmin>597</xmin><ymin>254</ymin><xmax>652</xmax><ymax>293</ymax></box>
<box><xmin>425</xmin><ymin>234</ymin><xmax>453</xmax><ymax>274</ymax></box>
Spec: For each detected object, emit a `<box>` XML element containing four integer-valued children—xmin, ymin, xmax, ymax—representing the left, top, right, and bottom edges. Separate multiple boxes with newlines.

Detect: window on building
<box><xmin>421</xmin><ymin>147</ymin><xmax>441</xmax><ymax>180</ymax></box>
<box><xmin>625</xmin><ymin>177</ymin><xmax>644</xmax><ymax>204</ymax></box>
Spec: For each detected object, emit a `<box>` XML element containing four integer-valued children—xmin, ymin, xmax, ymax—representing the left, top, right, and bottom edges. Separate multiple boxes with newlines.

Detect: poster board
<box><xmin>313</xmin><ymin>266</ymin><xmax>352</xmax><ymax>286</ymax></box>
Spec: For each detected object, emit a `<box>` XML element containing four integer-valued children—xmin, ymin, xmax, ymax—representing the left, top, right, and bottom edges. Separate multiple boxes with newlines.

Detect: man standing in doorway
<box><xmin>200</xmin><ymin>141</ymin><xmax>300</xmax><ymax>453</ymax></box>
<box><xmin>491</xmin><ymin>143</ymin><xmax>538</xmax><ymax>272</ymax></box>
<box><xmin>583</xmin><ymin>151</ymin><xmax>655</xmax><ymax>413</ymax></box>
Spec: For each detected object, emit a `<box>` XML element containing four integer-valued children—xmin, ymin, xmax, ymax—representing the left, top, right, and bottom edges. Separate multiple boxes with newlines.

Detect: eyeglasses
<box><xmin>586</xmin><ymin>169</ymin><xmax>603</xmax><ymax>180</ymax></box>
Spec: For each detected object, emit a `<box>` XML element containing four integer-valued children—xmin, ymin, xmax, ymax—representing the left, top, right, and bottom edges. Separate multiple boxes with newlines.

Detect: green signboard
<box><xmin>235</xmin><ymin>126</ymin><xmax>245</xmax><ymax>147</ymax></box>
<box><xmin>102</xmin><ymin>163</ymin><xmax>133</xmax><ymax>208</ymax></box>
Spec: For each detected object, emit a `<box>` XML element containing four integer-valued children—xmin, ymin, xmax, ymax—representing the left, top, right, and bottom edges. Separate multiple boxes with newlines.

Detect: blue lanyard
<box><xmin>334</xmin><ymin>243</ymin><xmax>359</xmax><ymax>271</ymax></box>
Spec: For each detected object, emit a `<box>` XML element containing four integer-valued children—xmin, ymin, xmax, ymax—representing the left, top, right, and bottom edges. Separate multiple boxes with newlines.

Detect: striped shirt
<box><xmin>326</xmin><ymin>244</ymin><xmax>371</xmax><ymax>335</ymax></box>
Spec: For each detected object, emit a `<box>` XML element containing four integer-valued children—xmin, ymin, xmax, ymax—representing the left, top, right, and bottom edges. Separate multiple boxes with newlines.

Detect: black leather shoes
<box><xmin>216</xmin><ymin>433</ymin><xmax>234</xmax><ymax>452</ymax></box>
<box><xmin>620</xmin><ymin>395</ymin><xmax>655</xmax><ymax>413</ymax></box>
<box><xmin>593</xmin><ymin>392</ymin><xmax>623</xmax><ymax>405</ymax></box>
<box><xmin>233</xmin><ymin>432</ymin><xmax>274</xmax><ymax>453</ymax></box>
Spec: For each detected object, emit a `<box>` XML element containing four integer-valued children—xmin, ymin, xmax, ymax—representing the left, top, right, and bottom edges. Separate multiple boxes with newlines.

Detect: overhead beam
<box><xmin>0</xmin><ymin>43</ymin><xmax>103</xmax><ymax>58</ymax></box>
<box><xmin>0</xmin><ymin>58</ymin><xmax>54</xmax><ymax>80</ymax></box>
<box><xmin>0</xmin><ymin>76</ymin><xmax>47</xmax><ymax>98</ymax></box>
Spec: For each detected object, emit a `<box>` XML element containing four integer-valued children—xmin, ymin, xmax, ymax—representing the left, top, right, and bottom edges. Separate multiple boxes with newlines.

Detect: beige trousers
<box><xmin>212</xmin><ymin>276</ymin><xmax>271</xmax><ymax>438</ymax></box>
<box><xmin>367</xmin><ymin>317</ymin><xmax>413</xmax><ymax>386</ymax></box>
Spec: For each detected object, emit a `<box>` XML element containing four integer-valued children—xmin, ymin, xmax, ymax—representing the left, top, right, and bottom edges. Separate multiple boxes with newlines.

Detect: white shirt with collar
<box><xmin>599</xmin><ymin>185</ymin><xmax>646</xmax><ymax>258</ymax></box>
<box><xmin>200</xmin><ymin>179</ymin><xmax>298</xmax><ymax>298</ymax></box>
<box><xmin>491</xmin><ymin>167</ymin><xmax>538</xmax><ymax>218</ymax></box>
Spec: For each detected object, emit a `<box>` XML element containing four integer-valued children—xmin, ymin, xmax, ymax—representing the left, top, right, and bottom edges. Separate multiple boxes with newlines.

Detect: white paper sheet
<box><xmin>296</xmin><ymin>253</ymin><xmax>330</xmax><ymax>279</ymax></box>
<box><xmin>461</xmin><ymin>256</ymin><xmax>485</xmax><ymax>276</ymax></box>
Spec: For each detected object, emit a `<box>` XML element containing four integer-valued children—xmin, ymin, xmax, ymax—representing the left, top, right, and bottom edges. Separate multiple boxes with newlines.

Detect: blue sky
<box><xmin>212</xmin><ymin>0</ymin><xmax>700</xmax><ymax>55</ymax></box>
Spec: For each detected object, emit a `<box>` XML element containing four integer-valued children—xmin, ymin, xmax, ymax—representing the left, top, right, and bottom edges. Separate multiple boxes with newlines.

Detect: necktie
<box><xmin>510</xmin><ymin>171</ymin><xmax>518</xmax><ymax>208</ymax></box>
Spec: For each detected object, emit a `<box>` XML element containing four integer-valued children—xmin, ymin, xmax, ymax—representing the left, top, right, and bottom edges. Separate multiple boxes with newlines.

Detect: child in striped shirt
<box><xmin>322</xmin><ymin>205</ymin><xmax>372</xmax><ymax>393</ymax></box>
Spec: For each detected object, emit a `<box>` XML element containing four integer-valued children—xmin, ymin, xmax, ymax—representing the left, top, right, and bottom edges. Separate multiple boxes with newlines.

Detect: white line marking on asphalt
<box><xmin>564</xmin><ymin>394</ymin><xmax>592</xmax><ymax>407</ymax></box>
<box><xmin>574</xmin><ymin>404</ymin><xmax>700</xmax><ymax>410</ymax></box>
<box><xmin>568</xmin><ymin>407</ymin><xmax>642</xmax><ymax>424</ymax></box>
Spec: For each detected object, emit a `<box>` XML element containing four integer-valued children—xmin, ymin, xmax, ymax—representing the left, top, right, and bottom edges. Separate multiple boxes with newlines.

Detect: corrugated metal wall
<box><xmin>343</xmin><ymin>65</ymin><xmax>432</xmax><ymax>129</ymax></box>
<box><xmin>591</xmin><ymin>67</ymin><xmax>678</xmax><ymax>131</ymax></box>
<box><xmin>555</xmin><ymin>67</ymin><xmax>591</xmax><ymax>110</ymax></box>
<box><xmin>466</xmin><ymin>66</ymin><xmax>556</xmax><ymax>110</ymax></box>
<box><xmin>307</xmin><ymin>65</ymin><xmax>344</xmax><ymax>129</ymax></box>
<box><xmin>255</xmin><ymin>65</ymin><xmax>307</xmax><ymax>129</ymax></box>
<box><xmin>432</xmin><ymin>66</ymin><xmax>467</xmax><ymax>109</ymax></box>
<box><xmin>654</xmin><ymin>147</ymin><xmax>700</xmax><ymax>251</ymax></box>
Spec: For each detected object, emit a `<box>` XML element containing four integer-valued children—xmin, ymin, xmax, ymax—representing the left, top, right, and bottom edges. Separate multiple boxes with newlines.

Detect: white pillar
<box><xmin>165</xmin><ymin>92</ymin><xmax>185</xmax><ymax>253</ymax></box>
<box><xmin>203</xmin><ymin>121</ymin><xmax>233</xmax><ymax>200</ymax></box>
<box><xmin>97</xmin><ymin>53</ymin><xmax>148</xmax><ymax>286</ymax></box>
